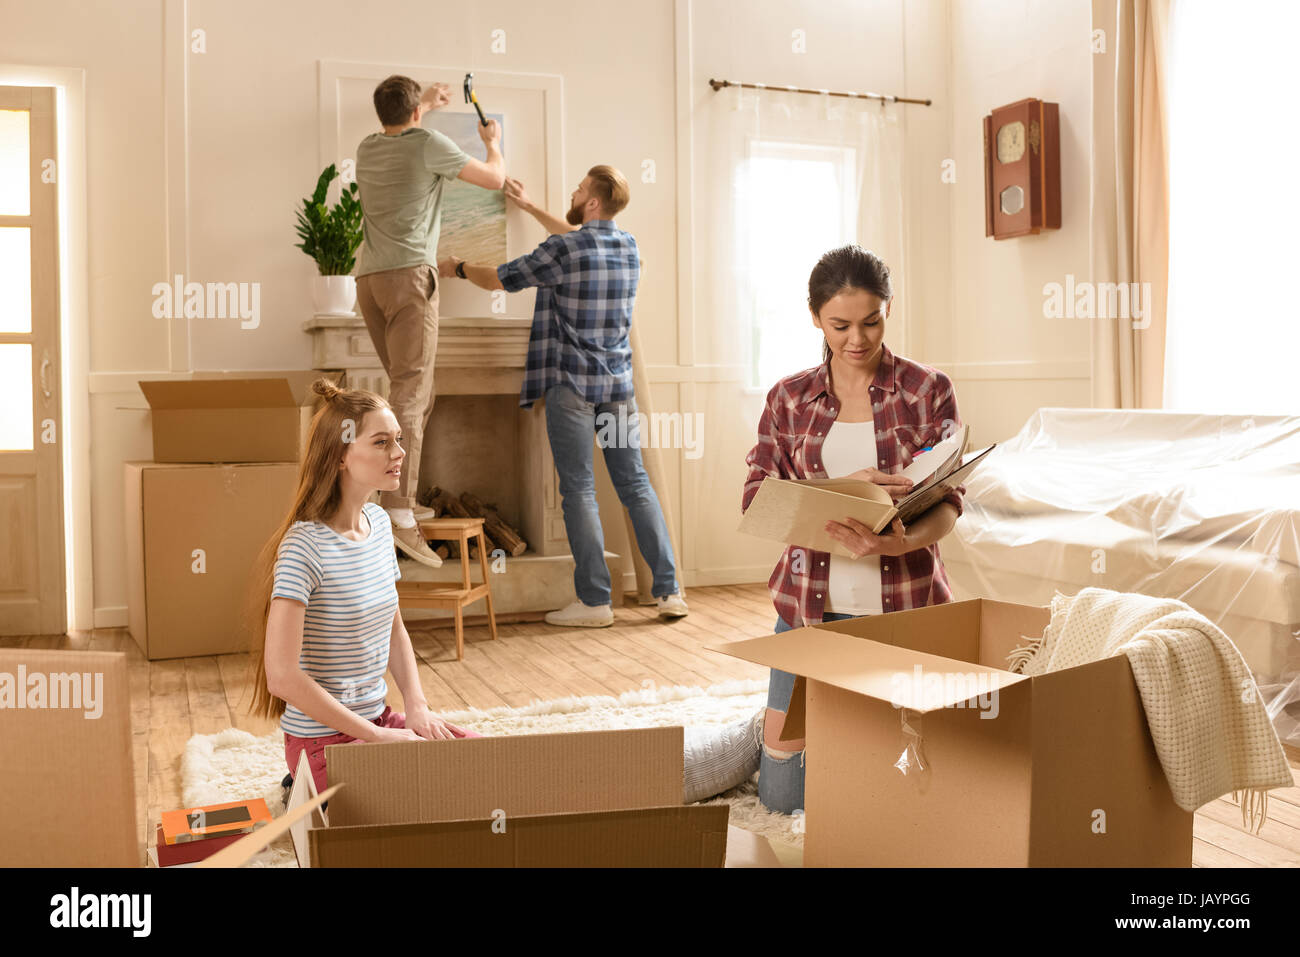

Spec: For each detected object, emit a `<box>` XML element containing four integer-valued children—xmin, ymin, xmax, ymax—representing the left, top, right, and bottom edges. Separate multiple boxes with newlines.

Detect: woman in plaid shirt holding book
<box><xmin>742</xmin><ymin>245</ymin><xmax>966</xmax><ymax>814</ymax></box>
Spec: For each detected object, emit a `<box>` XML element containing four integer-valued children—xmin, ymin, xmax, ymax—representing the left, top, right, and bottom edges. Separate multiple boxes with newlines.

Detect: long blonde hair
<box><xmin>244</xmin><ymin>378</ymin><xmax>391</xmax><ymax>720</ymax></box>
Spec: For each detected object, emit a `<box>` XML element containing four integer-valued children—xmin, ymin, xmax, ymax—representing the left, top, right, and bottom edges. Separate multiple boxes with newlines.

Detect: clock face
<box><xmin>996</xmin><ymin>121</ymin><xmax>1026</xmax><ymax>163</ymax></box>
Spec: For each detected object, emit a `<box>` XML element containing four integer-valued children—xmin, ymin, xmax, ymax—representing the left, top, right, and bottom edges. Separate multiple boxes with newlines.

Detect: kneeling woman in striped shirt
<box><xmin>246</xmin><ymin>378</ymin><xmax>766</xmax><ymax>804</ymax></box>
<box><xmin>247</xmin><ymin>379</ymin><xmax>479</xmax><ymax>794</ymax></box>
<box><xmin>742</xmin><ymin>245</ymin><xmax>967</xmax><ymax>814</ymax></box>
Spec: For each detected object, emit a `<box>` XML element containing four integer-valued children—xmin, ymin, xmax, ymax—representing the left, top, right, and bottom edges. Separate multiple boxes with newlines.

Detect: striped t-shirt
<box><xmin>271</xmin><ymin>501</ymin><xmax>400</xmax><ymax>738</ymax></box>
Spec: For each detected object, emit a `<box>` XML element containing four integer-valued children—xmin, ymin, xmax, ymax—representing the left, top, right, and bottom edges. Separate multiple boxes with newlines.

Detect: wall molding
<box><xmin>93</xmin><ymin>605</ymin><xmax>128</xmax><ymax>629</ymax></box>
<box><xmin>317</xmin><ymin>60</ymin><xmax>564</xmax><ymax>215</ymax></box>
<box><xmin>90</xmin><ymin>363</ymin><xmax>750</xmax><ymax>393</ymax></box>
<box><xmin>163</xmin><ymin>0</ymin><xmax>191</xmax><ymax>372</ymax></box>
<box><xmin>684</xmin><ymin>566</ymin><xmax>774</xmax><ymax>588</ymax></box>
<box><xmin>935</xmin><ymin>359</ymin><xmax>1091</xmax><ymax>381</ymax></box>
<box><xmin>644</xmin><ymin>363</ymin><xmax>745</xmax><ymax>384</ymax></box>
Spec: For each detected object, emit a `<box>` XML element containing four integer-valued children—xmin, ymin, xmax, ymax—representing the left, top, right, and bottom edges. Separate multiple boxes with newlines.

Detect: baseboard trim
<box><xmin>94</xmin><ymin>606</ymin><xmax>128</xmax><ymax>629</ymax></box>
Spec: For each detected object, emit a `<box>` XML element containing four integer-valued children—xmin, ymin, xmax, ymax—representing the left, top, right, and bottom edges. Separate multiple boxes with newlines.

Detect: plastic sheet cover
<box><xmin>943</xmin><ymin>408</ymin><xmax>1300</xmax><ymax>744</ymax></box>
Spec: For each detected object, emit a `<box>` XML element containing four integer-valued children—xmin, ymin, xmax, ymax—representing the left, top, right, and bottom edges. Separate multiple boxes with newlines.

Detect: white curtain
<box><xmin>699</xmin><ymin>86</ymin><xmax>907</xmax><ymax>395</ymax></box>
<box><xmin>689</xmin><ymin>84</ymin><xmax>908</xmax><ymax>581</ymax></box>
<box><xmin>1090</xmin><ymin>0</ymin><xmax>1173</xmax><ymax>410</ymax></box>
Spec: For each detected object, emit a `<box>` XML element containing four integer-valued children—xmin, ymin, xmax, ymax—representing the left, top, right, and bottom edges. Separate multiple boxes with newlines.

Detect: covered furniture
<box><xmin>944</xmin><ymin>408</ymin><xmax>1300</xmax><ymax>688</ymax></box>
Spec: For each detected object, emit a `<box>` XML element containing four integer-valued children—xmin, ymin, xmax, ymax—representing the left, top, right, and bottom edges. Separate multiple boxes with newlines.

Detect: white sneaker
<box><xmin>413</xmin><ymin>505</ymin><xmax>437</xmax><ymax>521</ymax></box>
<box><xmin>392</xmin><ymin>525</ymin><xmax>443</xmax><ymax>568</ymax></box>
<box><xmin>656</xmin><ymin>592</ymin><xmax>689</xmax><ymax>619</ymax></box>
<box><xmin>544</xmin><ymin>600</ymin><xmax>614</xmax><ymax>628</ymax></box>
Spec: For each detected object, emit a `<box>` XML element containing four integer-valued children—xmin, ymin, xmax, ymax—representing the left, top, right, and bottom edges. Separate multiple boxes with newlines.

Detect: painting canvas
<box><xmin>423</xmin><ymin>111</ymin><xmax>507</xmax><ymax>266</ymax></box>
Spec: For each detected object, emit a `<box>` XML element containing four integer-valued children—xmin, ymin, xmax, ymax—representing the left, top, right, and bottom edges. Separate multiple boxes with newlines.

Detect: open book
<box><xmin>737</xmin><ymin>425</ymin><xmax>996</xmax><ymax>558</ymax></box>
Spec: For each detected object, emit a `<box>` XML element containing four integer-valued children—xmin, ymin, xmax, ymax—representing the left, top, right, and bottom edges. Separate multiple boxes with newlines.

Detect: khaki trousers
<box><xmin>356</xmin><ymin>264</ymin><xmax>439</xmax><ymax>509</ymax></box>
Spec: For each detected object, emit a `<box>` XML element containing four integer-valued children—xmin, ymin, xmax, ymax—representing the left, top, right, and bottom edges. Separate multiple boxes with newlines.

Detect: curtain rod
<box><xmin>707</xmin><ymin>78</ymin><xmax>931</xmax><ymax>107</ymax></box>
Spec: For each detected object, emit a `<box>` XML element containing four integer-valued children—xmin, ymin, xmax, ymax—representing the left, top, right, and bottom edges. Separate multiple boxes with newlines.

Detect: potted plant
<box><xmin>294</xmin><ymin>163</ymin><xmax>364</xmax><ymax>316</ymax></box>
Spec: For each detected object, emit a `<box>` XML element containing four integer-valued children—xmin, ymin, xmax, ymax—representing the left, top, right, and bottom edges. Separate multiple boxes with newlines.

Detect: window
<box><xmin>1163</xmin><ymin>1</ymin><xmax>1300</xmax><ymax>413</ymax></box>
<box><xmin>736</xmin><ymin>140</ymin><xmax>857</xmax><ymax>390</ymax></box>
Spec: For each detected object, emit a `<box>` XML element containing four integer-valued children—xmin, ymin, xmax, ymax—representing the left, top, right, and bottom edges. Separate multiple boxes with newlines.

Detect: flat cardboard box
<box><xmin>713</xmin><ymin>598</ymin><xmax>1194</xmax><ymax>867</ymax></box>
<box><xmin>0</xmin><ymin>650</ymin><xmax>137</xmax><ymax>866</ymax></box>
<box><xmin>125</xmin><ymin>461</ymin><xmax>297</xmax><ymax>659</ymax></box>
<box><xmin>282</xmin><ymin>727</ymin><xmax>729</xmax><ymax>867</ymax></box>
<box><xmin>139</xmin><ymin>371</ymin><xmax>333</xmax><ymax>463</ymax></box>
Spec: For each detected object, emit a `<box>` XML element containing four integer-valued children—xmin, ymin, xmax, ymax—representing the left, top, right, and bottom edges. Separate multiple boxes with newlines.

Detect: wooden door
<box><xmin>0</xmin><ymin>86</ymin><xmax>64</xmax><ymax>635</ymax></box>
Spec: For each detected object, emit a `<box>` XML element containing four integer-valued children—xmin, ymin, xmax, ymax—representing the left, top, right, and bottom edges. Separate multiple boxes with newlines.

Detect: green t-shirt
<box><xmin>355</xmin><ymin>127</ymin><xmax>471</xmax><ymax>277</ymax></box>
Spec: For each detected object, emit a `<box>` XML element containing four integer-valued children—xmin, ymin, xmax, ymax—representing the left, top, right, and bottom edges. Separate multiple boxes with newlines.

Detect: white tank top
<box><xmin>819</xmin><ymin>418</ymin><xmax>884</xmax><ymax>616</ymax></box>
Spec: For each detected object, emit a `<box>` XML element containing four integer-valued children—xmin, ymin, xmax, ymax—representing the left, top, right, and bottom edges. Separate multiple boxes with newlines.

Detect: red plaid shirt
<box><xmin>742</xmin><ymin>344</ymin><xmax>964</xmax><ymax>628</ymax></box>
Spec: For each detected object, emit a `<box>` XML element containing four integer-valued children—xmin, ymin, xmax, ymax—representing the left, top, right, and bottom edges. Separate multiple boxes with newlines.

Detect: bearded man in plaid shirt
<box><xmin>439</xmin><ymin>165</ymin><xmax>688</xmax><ymax>627</ymax></box>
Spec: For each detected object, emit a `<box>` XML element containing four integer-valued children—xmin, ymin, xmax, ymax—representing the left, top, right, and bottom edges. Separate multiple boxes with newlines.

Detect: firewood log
<box><xmin>459</xmin><ymin>492</ymin><xmax>528</xmax><ymax>557</ymax></box>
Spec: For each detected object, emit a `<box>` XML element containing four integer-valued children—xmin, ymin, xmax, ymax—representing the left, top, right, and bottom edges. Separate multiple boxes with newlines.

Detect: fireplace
<box><xmin>304</xmin><ymin>314</ymin><xmax>619</xmax><ymax>619</ymax></box>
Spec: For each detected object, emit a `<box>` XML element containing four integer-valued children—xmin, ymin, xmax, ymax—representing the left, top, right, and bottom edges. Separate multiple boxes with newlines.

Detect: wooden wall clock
<box><xmin>983</xmin><ymin>98</ymin><xmax>1060</xmax><ymax>239</ymax></box>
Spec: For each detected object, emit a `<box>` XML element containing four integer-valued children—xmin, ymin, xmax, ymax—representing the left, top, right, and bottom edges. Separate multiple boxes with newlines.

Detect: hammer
<box><xmin>464</xmin><ymin>73</ymin><xmax>488</xmax><ymax>127</ymax></box>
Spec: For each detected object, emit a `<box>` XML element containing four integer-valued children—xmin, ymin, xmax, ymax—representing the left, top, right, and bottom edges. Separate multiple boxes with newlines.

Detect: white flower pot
<box><xmin>311</xmin><ymin>275</ymin><xmax>357</xmax><ymax>316</ymax></box>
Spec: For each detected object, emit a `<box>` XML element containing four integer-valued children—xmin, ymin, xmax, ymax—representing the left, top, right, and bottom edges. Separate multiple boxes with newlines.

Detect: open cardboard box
<box><xmin>714</xmin><ymin>598</ymin><xmax>1194</xmax><ymax>867</ymax></box>
<box><xmin>273</xmin><ymin>726</ymin><xmax>732</xmax><ymax>867</ymax></box>
<box><xmin>138</xmin><ymin>371</ymin><xmax>335</xmax><ymax>463</ymax></box>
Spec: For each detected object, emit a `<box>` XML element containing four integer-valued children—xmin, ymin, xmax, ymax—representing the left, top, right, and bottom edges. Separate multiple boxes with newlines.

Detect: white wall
<box><xmin>2</xmin><ymin>0</ymin><xmax>1097</xmax><ymax>624</ymax></box>
<box><xmin>1</xmin><ymin>0</ymin><xmax>680</xmax><ymax>623</ymax></box>
<box><xmin>937</xmin><ymin>0</ymin><xmax>1094</xmax><ymax>445</ymax></box>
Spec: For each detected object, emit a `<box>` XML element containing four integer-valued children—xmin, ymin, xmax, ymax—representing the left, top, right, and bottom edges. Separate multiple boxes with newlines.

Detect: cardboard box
<box><xmin>284</xmin><ymin>727</ymin><xmax>730</xmax><ymax>867</ymax></box>
<box><xmin>714</xmin><ymin>598</ymin><xmax>1194</xmax><ymax>867</ymax></box>
<box><xmin>125</xmin><ymin>461</ymin><xmax>297</xmax><ymax>659</ymax></box>
<box><xmin>139</xmin><ymin>371</ymin><xmax>331</xmax><ymax>463</ymax></box>
<box><xmin>724</xmin><ymin>825</ymin><xmax>801</xmax><ymax>868</ymax></box>
<box><xmin>0</xmin><ymin>650</ymin><xmax>137</xmax><ymax>866</ymax></box>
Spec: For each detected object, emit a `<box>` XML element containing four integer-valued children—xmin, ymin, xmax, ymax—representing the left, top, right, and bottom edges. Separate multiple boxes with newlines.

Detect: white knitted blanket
<box><xmin>1008</xmin><ymin>588</ymin><xmax>1292</xmax><ymax>831</ymax></box>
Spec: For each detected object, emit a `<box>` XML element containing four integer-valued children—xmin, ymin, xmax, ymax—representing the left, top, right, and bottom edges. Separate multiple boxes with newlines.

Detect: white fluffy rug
<box><xmin>180</xmin><ymin>679</ymin><xmax>804</xmax><ymax>867</ymax></box>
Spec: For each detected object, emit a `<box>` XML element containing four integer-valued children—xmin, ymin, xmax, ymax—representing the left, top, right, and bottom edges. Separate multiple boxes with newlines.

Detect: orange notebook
<box><xmin>160</xmin><ymin>798</ymin><xmax>272</xmax><ymax>845</ymax></box>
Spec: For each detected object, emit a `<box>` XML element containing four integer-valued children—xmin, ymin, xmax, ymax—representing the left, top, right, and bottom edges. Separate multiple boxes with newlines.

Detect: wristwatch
<box><xmin>455</xmin><ymin>260</ymin><xmax>467</xmax><ymax>279</ymax></box>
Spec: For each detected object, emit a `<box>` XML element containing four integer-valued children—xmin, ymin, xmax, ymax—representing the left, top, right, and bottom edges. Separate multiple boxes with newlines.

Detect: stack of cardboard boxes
<box><xmin>125</xmin><ymin>372</ymin><xmax>329</xmax><ymax>659</ymax></box>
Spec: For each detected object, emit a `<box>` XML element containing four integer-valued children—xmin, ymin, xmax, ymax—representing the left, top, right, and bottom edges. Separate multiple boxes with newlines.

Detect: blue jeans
<box><xmin>758</xmin><ymin>611</ymin><xmax>857</xmax><ymax>814</ymax></box>
<box><xmin>543</xmin><ymin>383</ymin><xmax>679</xmax><ymax>606</ymax></box>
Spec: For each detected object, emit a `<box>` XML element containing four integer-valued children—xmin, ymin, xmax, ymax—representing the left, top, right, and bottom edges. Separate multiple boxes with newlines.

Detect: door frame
<box><xmin>0</xmin><ymin>65</ymin><xmax>90</xmax><ymax>633</ymax></box>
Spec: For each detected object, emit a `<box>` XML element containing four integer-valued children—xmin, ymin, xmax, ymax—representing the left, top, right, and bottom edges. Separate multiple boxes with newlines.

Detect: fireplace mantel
<box><xmin>303</xmin><ymin>314</ymin><xmax>533</xmax><ymax>396</ymax></box>
<box><xmin>302</xmin><ymin>312</ymin><xmax>610</xmax><ymax>620</ymax></box>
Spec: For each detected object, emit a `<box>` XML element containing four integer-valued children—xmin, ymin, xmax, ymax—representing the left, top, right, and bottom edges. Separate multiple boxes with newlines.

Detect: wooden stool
<box><xmin>395</xmin><ymin>517</ymin><xmax>499</xmax><ymax>660</ymax></box>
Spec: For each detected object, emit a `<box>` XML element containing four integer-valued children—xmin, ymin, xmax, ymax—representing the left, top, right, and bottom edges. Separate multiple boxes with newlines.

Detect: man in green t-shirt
<box><xmin>355</xmin><ymin>75</ymin><xmax>504</xmax><ymax>567</ymax></box>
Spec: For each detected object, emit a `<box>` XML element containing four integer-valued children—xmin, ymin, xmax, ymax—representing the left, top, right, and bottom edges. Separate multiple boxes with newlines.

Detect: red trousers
<box><xmin>283</xmin><ymin>706</ymin><xmax>480</xmax><ymax>793</ymax></box>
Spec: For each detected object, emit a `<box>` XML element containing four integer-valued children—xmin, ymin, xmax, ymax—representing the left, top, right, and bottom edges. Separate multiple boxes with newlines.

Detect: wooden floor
<box><xmin>8</xmin><ymin>582</ymin><xmax>1300</xmax><ymax>867</ymax></box>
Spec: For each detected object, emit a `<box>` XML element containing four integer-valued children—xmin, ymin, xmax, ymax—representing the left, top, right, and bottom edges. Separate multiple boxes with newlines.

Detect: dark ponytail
<box><xmin>809</xmin><ymin>245</ymin><xmax>892</xmax><ymax>363</ymax></box>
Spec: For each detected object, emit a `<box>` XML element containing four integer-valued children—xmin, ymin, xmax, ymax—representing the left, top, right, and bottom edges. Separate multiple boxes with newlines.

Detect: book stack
<box><xmin>149</xmin><ymin>798</ymin><xmax>272</xmax><ymax>868</ymax></box>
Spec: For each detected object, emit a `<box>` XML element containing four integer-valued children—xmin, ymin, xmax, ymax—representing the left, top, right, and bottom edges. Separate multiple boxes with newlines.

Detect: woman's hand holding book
<box><xmin>844</xmin><ymin>468</ymin><xmax>913</xmax><ymax>502</ymax></box>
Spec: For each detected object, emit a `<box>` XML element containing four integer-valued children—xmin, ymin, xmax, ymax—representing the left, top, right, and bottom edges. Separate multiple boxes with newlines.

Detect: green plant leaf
<box><xmin>294</xmin><ymin>163</ymin><xmax>363</xmax><ymax>274</ymax></box>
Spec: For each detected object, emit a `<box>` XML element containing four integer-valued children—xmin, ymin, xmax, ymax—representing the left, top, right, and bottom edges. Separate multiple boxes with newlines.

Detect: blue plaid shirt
<box><xmin>496</xmin><ymin>220</ymin><xmax>639</xmax><ymax>409</ymax></box>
